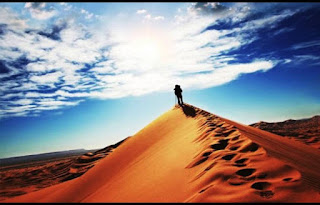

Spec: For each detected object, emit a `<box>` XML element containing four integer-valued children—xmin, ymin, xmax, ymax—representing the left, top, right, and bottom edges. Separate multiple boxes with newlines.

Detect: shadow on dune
<box><xmin>181</xmin><ymin>104</ymin><xmax>196</xmax><ymax>117</ymax></box>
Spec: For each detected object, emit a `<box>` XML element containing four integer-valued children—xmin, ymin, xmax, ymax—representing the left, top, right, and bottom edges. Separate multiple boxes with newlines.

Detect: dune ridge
<box><xmin>3</xmin><ymin>104</ymin><xmax>320</xmax><ymax>202</ymax></box>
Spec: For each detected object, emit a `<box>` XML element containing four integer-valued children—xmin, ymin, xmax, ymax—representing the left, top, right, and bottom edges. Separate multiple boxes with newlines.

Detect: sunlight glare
<box><xmin>126</xmin><ymin>27</ymin><xmax>171</xmax><ymax>70</ymax></box>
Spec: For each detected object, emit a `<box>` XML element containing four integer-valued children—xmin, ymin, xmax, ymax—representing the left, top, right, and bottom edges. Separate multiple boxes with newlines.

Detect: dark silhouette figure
<box><xmin>174</xmin><ymin>85</ymin><xmax>184</xmax><ymax>106</ymax></box>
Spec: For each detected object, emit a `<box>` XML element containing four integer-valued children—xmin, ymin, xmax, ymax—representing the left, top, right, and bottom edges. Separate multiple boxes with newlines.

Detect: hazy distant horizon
<box><xmin>0</xmin><ymin>148</ymin><xmax>90</xmax><ymax>160</ymax></box>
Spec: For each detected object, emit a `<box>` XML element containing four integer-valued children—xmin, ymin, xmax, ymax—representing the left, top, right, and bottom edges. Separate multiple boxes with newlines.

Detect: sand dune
<box><xmin>3</xmin><ymin>104</ymin><xmax>320</xmax><ymax>202</ymax></box>
<box><xmin>250</xmin><ymin>116</ymin><xmax>320</xmax><ymax>149</ymax></box>
<box><xmin>0</xmin><ymin>139</ymin><xmax>127</xmax><ymax>201</ymax></box>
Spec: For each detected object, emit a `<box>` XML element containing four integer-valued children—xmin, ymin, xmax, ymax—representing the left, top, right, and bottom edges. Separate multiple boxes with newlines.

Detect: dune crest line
<box><xmin>4</xmin><ymin>104</ymin><xmax>320</xmax><ymax>202</ymax></box>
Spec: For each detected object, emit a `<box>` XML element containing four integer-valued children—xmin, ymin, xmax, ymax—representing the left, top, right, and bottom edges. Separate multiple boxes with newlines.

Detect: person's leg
<box><xmin>178</xmin><ymin>96</ymin><xmax>182</xmax><ymax>105</ymax></box>
<box><xmin>180</xmin><ymin>96</ymin><xmax>184</xmax><ymax>104</ymax></box>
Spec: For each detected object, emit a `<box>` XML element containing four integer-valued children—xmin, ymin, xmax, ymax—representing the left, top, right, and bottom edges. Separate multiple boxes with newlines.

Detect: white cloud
<box><xmin>26</xmin><ymin>61</ymin><xmax>54</xmax><ymax>72</ymax></box>
<box><xmin>24</xmin><ymin>2</ymin><xmax>57</xmax><ymax>20</ymax></box>
<box><xmin>154</xmin><ymin>16</ymin><xmax>165</xmax><ymax>21</ymax></box>
<box><xmin>11</xmin><ymin>99</ymin><xmax>34</xmax><ymax>105</ymax></box>
<box><xmin>294</xmin><ymin>55</ymin><xmax>319</xmax><ymax>61</ymax></box>
<box><xmin>283</xmin><ymin>59</ymin><xmax>292</xmax><ymax>64</ymax></box>
<box><xmin>80</xmin><ymin>8</ymin><xmax>95</xmax><ymax>20</ymax></box>
<box><xmin>4</xmin><ymin>105</ymin><xmax>36</xmax><ymax>113</ymax></box>
<box><xmin>58</xmin><ymin>2</ymin><xmax>72</xmax><ymax>11</ymax></box>
<box><xmin>136</xmin><ymin>10</ymin><xmax>166</xmax><ymax>22</ymax></box>
<box><xmin>142</xmin><ymin>14</ymin><xmax>165</xmax><ymax>22</ymax></box>
<box><xmin>37</xmin><ymin>100</ymin><xmax>83</xmax><ymax>107</ymax></box>
<box><xmin>289</xmin><ymin>55</ymin><xmax>320</xmax><ymax>65</ymax></box>
<box><xmin>91</xmin><ymin>60</ymin><xmax>115</xmax><ymax>74</ymax></box>
<box><xmin>1</xmin><ymin>93</ymin><xmax>24</xmax><ymax>99</ymax></box>
<box><xmin>1</xmin><ymin>3</ymin><xmax>296</xmax><ymax>119</ymax></box>
<box><xmin>30</xmin><ymin>72</ymin><xmax>63</xmax><ymax>84</ymax></box>
<box><xmin>136</xmin><ymin>9</ymin><xmax>147</xmax><ymax>14</ymax></box>
<box><xmin>242</xmin><ymin>10</ymin><xmax>295</xmax><ymax>31</ymax></box>
<box><xmin>292</xmin><ymin>40</ymin><xmax>320</xmax><ymax>50</ymax></box>
<box><xmin>0</xmin><ymin>7</ymin><xmax>28</xmax><ymax>30</ymax></box>
<box><xmin>25</xmin><ymin>92</ymin><xmax>58</xmax><ymax>98</ymax></box>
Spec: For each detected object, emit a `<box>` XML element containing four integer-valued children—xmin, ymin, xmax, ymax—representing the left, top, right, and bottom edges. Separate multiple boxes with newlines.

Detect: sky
<box><xmin>0</xmin><ymin>2</ymin><xmax>320</xmax><ymax>158</ymax></box>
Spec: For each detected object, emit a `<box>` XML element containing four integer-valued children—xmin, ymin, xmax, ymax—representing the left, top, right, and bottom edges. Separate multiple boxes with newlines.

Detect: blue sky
<box><xmin>0</xmin><ymin>2</ymin><xmax>320</xmax><ymax>158</ymax></box>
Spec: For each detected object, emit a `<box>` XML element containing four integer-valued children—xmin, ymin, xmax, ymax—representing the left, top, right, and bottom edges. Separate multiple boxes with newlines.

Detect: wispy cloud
<box><xmin>25</xmin><ymin>2</ymin><xmax>57</xmax><ymax>20</ymax></box>
<box><xmin>288</xmin><ymin>54</ymin><xmax>320</xmax><ymax>66</ymax></box>
<box><xmin>154</xmin><ymin>16</ymin><xmax>165</xmax><ymax>21</ymax></box>
<box><xmin>81</xmin><ymin>8</ymin><xmax>94</xmax><ymax>19</ymax></box>
<box><xmin>60</xmin><ymin>2</ymin><xmax>72</xmax><ymax>11</ymax></box>
<box><xmin>0</xmin><ymin>3</ymin><xmax>304</xmax><ymax>119</ymax></box>
<box><xmin>190</xmin><ymin>2</ymin><xmax>228</xmax><ymax>15</ymax></box>
<box><xmin>0</xmin><ymin>7</ymin><xmax>28</xmax><ymax>30</ymax></box>
<box><xmin>30</xmin><ymin>71</ymin><xmax>63</xmax><ymax>84</ymax></box>
<box><xmin>136</xmin><ymin>9</ymin><xmax>147</xmax><ymax>14</ymax></box>
<box><xmin>136</xmin><ymin>9</ymin><xmax>165</xmax><ymax>22</ymax></box>
<box><xmin>291</xmin><ymin>40</ymin><xmax>320</xmax><ymax>50</ymax></box>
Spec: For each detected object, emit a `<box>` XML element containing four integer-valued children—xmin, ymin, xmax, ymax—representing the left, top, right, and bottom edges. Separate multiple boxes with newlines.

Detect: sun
<box><xmin>133</xmin><ymin>37</ymin><xmax>161</xmax><ymax>64</ymax></box>
<box><xmin>124</xmin><ymin>27</ymin><xmax>171</xmax><ymax>69</ymax></box>
<box><xmin>131</xmin><ymin>35</ymin><xmax>163</xmax><ymax>66</ymax></box>
<box><xmin>110</xmin><ymin>25</ymin><xmax>173</xmax><ymax>71</ymax></box>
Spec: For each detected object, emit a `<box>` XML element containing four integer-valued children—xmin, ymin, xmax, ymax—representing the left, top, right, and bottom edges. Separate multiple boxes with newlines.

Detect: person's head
<box><xmin>175</xmin><ymin>84</ymin><xmax>180</xmax><ymax>88</ymax></box>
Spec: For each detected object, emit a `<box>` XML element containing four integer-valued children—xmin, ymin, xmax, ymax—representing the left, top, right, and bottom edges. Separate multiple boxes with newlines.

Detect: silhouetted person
<box><xmin>174</xmin><ymin>84</ymin><xmax>184</xmax><ymax>106</ymax></box>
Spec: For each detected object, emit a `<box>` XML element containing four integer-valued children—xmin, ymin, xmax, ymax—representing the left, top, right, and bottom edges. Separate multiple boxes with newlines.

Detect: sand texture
<box><xmin>3</xmin><ymin>104</ymin><xmax>320</xmax><ymax>202</ymax></box>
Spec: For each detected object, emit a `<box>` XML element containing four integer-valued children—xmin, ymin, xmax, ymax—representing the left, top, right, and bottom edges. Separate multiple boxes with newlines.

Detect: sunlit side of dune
<box><xmin>4</xmin><ymin>104</ymin><xmax>320</xmax><ymax>202</ymax></box>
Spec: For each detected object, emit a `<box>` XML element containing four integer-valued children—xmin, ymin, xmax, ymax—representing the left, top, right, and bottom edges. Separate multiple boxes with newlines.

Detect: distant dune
<box><xmin>3</xmin><ymin>104</ymin><xmax>320</xmax><ymax>202</ymax></box>
<box><xmin>0</xmin><ymin>140</ymin><xmax>127</xmax><ymax>201</ymax></box>
<box><xmin>250</xmin><ymin>115</ymin><xmax>320</xmax><ymax>149</ymax></box>
<box><xmin>0</xmin><ymin>149</ymin><xmax>88</xmax><ymax>168</ymax></box>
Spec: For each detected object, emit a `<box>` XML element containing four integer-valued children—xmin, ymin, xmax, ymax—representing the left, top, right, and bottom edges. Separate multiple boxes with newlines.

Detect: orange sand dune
<box><xmin>0</xmin><ymin>139</ymin><xmax>127</xmax><ymax>201</ymax></box>
<box><xmin>4</xmin><ymin>104</ymin><xmax>320</xmax><ymax>202</ymax></box>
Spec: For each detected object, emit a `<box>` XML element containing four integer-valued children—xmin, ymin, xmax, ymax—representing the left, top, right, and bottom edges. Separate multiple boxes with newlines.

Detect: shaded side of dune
<box><xmin>184</xmin><ymin>105</ymin><xmax>320</xmax><ymax>202</ymax></box>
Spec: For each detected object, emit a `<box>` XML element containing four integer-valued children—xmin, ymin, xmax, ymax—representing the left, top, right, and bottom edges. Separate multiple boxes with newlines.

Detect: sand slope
<box><xmin>0</xmin><ymin>139</ymin><xmax>127</xmax><ymax>201</ymax></box>
<box><xmin>4</xmin><ymin>104</ymin><xmax>320</xmax><ymax>202</ymax></box>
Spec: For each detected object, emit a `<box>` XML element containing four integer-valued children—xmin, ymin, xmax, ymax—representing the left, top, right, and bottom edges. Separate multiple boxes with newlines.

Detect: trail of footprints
<box><xmin>185</xmin><ymin>106</ymin><xmax>302</xmax><ymax>200</ymax></box>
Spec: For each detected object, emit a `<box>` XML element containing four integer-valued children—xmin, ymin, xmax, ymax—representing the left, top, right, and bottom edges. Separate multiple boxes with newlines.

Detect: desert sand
<box><xmin>3</xmin><ymin>104</ymin><xmax>320</xmax><ymax>202</ymax></box>
<box><xmin>0</xmin><ymin>139</ymin><xmax>126</xmax><ymax>201</ymax></box>
<box><xmin>251</xmin><ymin>116</ymin><xmax>320</xmax><ymax>149</ymax></box>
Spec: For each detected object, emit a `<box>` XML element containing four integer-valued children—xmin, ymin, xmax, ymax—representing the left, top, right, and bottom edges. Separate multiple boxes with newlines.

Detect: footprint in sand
<box><xmin>239</xmin><ymin>142</ymin><xmax>260</xmax><ymax>153</ymax></box>
<box><xmin>210</xmin><ymin>139</ymin><xmax>229</xmax><ymax>150</ymax></box>
<box><xmin>231</xmin><ymin>135</ymin><xmax>240</xmax><ymax>141</ymax></box>
<box><xmin>251</xmin><ymin>182</ymin><xmax>274</xmax><ymax>199</ymax></box>
<box><xmin>251</xmin><ymin>181</ymin><xmax>272</xmax><ymax>190</ymax></box>
<box><xmin>221</xmin><ymin>154</ymin><xmax>236</xmax><ymax>161</ymax></box>
<box><xmin>229</xmin><ymin>146</ymin><xmax>240</xmax><ymax>151</ymax></box>
<box><xmin>235</xmin><ymin>158</ymin><xmax>248</xmax><ymax>164</ymax></box>
<box><xmin>236</xmin><ymin>168</ymin><xmax>256</xmax><ymax>177</ymax></box>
